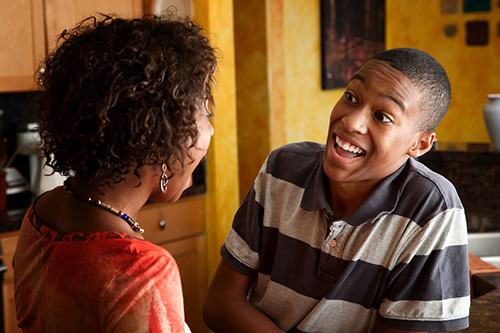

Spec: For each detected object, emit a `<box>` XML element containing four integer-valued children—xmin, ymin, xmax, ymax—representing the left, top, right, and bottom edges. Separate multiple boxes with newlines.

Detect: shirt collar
<box><xmin>300</xmin><ymin>153</ymin><xmax>410</xmax><ymax>226</ymax></box>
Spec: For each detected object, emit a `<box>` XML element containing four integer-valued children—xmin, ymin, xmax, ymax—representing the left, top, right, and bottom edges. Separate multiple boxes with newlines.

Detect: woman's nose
<box><xmin>342</xmin><ymin>109</ymin><xmax>368</xmax><ymax>134</ymax></box>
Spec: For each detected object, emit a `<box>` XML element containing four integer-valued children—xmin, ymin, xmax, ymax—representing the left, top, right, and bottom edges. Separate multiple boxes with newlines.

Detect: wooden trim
<box><xmin>31</xmin><ymin>0</ymin><xmax>47</xmax><ymax>71</ymax></box>
<box><xmin>469</xmin><ymin>252</ymin><xmax>500</xmax><ymax>298</ymax></box>
<box><xmin>0</xmin><ymin>77</ymin><xmax>36</xmax><ymax>93</ymax></box>
<box><xmin>131</xmin><ymin>0</ymin><xmax>144</xmax><ymax>17</ymax></box>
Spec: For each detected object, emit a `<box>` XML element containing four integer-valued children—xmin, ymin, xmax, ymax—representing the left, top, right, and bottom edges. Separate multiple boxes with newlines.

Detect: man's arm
<box><xmin>203</xmin><ymin>260</ymin><xmax>283</xmax><ymax>333</ymax></box>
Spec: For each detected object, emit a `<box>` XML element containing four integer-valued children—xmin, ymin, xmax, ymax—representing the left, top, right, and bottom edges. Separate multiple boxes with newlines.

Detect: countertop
<box><xmin>456</xmin><ymin>254</ymin><xmax>500</xmax><ymax>331</ymax></box>
<box><xmin>460</xmin><ymin>273</ymin><xmax>500</xmax><ymax>331</ymax></box>
<box><xmin>418</xmin><ymin>142</ymin><xmax>500</xmax><ymax>233</ymax></box>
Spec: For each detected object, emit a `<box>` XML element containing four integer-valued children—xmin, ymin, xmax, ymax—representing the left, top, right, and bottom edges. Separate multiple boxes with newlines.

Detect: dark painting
<box><xmin>321</xmin><ymin>0</ymin><xmax>385</xmax><ymax>90</ymax></box>
<box><xmin>463</xmin><ymin>0</ymin><xmax>491</xmax><ymax>13</ymax></box>
<box><xmin>466</xmin><ymin>21</ymin><xmax>489</xmax><ymax>45</ymax></box>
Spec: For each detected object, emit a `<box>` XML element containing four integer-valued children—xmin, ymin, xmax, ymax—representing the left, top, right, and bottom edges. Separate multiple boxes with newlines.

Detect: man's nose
<box><xmin>341</xmin><ymin>108</ymin><xmax>368</xmax><ymax>134</ymax></box>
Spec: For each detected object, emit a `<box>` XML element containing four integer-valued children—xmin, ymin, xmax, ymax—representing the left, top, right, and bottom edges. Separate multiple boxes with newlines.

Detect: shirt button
<box><xmin>329</xmin><ymin>239</ymin><xmax>337</xmax><ymax>247</ymax></box>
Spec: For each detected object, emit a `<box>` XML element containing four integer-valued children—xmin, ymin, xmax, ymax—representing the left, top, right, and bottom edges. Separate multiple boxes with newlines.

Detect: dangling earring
<box><xmin>160</xmin><ymin>163</ymin><xmax>168</xmax><ymax>193</ymax></box>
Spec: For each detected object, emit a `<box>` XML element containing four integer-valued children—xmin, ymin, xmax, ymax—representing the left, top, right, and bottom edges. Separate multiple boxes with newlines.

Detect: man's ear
<box><xmin>408</xmin><ymin>132</ymin><xmax>435</xmax><ymax>158</ymax></box>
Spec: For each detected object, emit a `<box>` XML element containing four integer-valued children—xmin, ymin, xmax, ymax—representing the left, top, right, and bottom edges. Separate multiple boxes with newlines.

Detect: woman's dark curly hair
<box><xmin>36</xmin><ymin>14</ymin><xmax>217</xmax><ymax>187</ymax></box>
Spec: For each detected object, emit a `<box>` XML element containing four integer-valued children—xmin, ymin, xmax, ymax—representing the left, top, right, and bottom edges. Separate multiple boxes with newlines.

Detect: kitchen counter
<box><xmin>455</xmin><ymin>254</ymin><xmax>500</xmax><ymax>331</ymax></box>
<box><xmin>418</xmin><ymin>142</ymin><xmax>500</xmax><ymax>233</ymax></box>
<box><xmin>460</xmin><ymin>273</ymin><xmax>500</xmax><ymax>331</ymax></box>
<box><xmin>0</xmin><ymin>190</ymin><xmax>33</xmax><ymax>233</ymax></box>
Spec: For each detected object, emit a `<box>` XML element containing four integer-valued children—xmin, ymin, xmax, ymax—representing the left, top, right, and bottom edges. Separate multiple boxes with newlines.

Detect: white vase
<box><xmin>483</xmin><ymin>94</ymin><xmax>500</xmax><ymax>150</ymax></box>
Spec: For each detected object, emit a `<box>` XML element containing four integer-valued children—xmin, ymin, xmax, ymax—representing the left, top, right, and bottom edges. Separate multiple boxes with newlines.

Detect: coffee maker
<box><xmin>16</xmin><ymin>123</ymin><xmax>66</xmax><ymax>196</ymax></box>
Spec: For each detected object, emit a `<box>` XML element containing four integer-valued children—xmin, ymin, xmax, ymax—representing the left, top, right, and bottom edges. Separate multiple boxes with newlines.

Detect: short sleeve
<box><xmin>379</xmin><ymin>208</ymin><xmax>470</xmax><ymax>331</ymax></box>
<box><xmin>221</xmin><ymin>159</ymin><xmax>270</xmax><ymax>277</ymax></box>
<box><xmin>110</xmin><ymin>248</ymin><xmax>188</xmax><ymax>332</ymax></box>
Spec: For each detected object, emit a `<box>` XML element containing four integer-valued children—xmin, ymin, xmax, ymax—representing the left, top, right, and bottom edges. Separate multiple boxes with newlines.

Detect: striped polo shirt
<box><xmin>222</xmin><ymin>141</ymin><xmax>470</xmax><ymax>332</ymax></box>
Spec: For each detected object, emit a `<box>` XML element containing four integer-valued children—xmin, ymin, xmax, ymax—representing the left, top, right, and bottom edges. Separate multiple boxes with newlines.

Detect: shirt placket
<box><xmin>317</xmin><ymin>213</ymin><xmax>347</xmax><ymax>283</ymax></box>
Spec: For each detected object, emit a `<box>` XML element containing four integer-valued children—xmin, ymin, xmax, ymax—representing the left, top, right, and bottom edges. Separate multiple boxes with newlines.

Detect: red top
<box><xmin>13</xmin><ymin>203</ymin><xmax>190</xmax><ymax>332</ymax></box>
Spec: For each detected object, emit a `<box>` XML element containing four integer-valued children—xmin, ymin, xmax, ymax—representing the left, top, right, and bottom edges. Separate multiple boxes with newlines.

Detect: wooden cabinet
<box><xmin>0</xmin><ymin>0</ymin><xmax>45</xmax><ymax>93</ymax></box>
<box><xmin>139</xmin><ymin>195</ymin><xmax>207</xmax><ymax>333</ymax></box>
<box><xmin>0</xmin><ymin>231</ymin><xmax>22</xmax><ymax>333</ymax></box>
<box><xmin>43</xmin><ymin>0</ymin><xmax>143</xmax><ymax>52</ymax></box>
<box><xmin>0</xmin><ymin>0</ymin><xmax>142</xmax><ymax>93</ymax></box>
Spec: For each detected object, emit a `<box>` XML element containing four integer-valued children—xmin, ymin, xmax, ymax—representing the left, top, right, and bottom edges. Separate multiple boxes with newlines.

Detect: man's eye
<box><xmin>344</xmin><ymin>92</ymin><xmax>358</xmax><ymax>104</ymax></box>
<box><xmin>374</xmin><ymin>111</ymin><xmax>391</xmax><ymax>123</ymax></box>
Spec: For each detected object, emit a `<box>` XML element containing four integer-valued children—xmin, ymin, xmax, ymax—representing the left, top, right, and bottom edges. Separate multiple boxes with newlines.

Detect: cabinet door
<box><xmin>44</xmin><ymin>0</ymin><xmax>143</xmax><ymax>52</ymax></box>
<box><xmin>2</xmin><ymin>281</ymin><xmax>21</xmax><ymax>333</ymax></box>
<box><xmin>0</xmin><ymin>232</ymin><xmax>21</xmax><ymax>333</ymax></box>
<box><xmin>139</xmin><ymin>195</ymin><xmax>204</xmax><ymax>245</ymax></box>
<box><xmin>0</xmin><ymin>0</ymin><xmax>45</xmax><ymax>92</ymax></box>
<box><xmin>162</xmin><ymin>235</ymin><xmax>207</xmax><ymax>333</ymax></box>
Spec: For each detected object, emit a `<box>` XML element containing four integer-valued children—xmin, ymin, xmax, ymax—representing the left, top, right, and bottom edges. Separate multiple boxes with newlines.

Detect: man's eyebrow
<box><xmin>384</xmin><ymin>94</ymin><xmax>405</xmax><ymax>113</ymax></box>
<box><xmin>350</xmin><ymin>72</ymin><xmax>405</xmax><ymax>112</ymax></box>
<box><xmin>351</xmin><ymin>74</ymin><xmax>365</xmax><ymax>83</ymax></box>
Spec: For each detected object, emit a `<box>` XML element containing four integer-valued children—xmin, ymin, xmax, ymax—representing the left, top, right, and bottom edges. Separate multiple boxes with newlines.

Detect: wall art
<box><xmin>320</xmin><ymin>0</ymin><xmax>385</xmax><ymax>90</ymax></box>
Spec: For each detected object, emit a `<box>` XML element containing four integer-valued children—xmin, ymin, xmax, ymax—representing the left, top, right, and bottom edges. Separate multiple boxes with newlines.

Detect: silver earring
<box><xmin>160</xmin><ymin>163</ymin><xmax>168</xmax><ymax>193</ymax></box>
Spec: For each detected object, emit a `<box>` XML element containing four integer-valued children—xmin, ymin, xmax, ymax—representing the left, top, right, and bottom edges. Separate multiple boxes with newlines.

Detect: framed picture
<box><xmin>320</xmin><ymin>0</ymin><xmax>385</xmax><ymax>90</ymax></box>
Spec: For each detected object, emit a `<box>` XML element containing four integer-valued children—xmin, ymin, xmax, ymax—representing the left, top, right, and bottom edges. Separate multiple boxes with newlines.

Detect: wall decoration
<box><xmin>498</xmin><ymin>22</ymin><xmax>500</xmax><ymax>36</ymax></box>
<box><xmin>466</xmin><ymin>21</ymin><xmax>489</xmax><ymax>45</ymax></box>
<box><xmin>441</xmin><ymin>0</ymin><xmax>459</xmax><ymax>14</ymax></box>
<box><xmin>444</xmin><ymin>24</ymin><xmax>458</xmax><ymax>37</ymax></box>
<box><xmin>320</xmin><ymin>0</ymin><xmax>385</xmax><ymax>90</ymax></box>
<box><xmin>463</xmin><ymin>0</ymin><xmax>491</xmax><ymax>12</ymax></box>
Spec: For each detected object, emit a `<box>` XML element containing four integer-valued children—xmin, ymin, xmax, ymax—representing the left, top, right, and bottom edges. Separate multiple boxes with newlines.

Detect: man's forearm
<box><xmin>203</xmin><ymin>261</ymin><xmax>283</xmax><ymax>332</ymax></box>
<box><xmin>203</xmin><ymin>296</ymin><xmax>283</xmax><ymax>333</ymax></box>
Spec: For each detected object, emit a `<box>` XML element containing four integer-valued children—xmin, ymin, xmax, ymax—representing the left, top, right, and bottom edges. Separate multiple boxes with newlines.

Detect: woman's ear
<box><xmin>408</xmin><ymin>132</ymin><xmax>436</xmax><ymax>158</ymax></box>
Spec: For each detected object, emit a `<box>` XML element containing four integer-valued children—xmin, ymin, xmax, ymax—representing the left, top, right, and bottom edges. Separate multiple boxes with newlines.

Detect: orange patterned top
<box><xmin>13</xmin><ymin>203</ymin><xmax>190</xmax><ymax>332</ymax></box>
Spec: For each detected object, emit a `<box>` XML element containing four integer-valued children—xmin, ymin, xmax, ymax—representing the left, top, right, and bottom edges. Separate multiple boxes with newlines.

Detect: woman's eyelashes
<box><xmin>203</xmin><ymin>99</ymin><xmax>214</xmax><ymax>118</ymax></box>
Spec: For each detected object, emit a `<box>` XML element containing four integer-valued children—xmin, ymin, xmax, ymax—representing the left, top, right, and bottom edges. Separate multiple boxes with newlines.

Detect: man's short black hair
<box><xmin>372</xmin><ymin>48</ymin><xmax>451</xmax><ymax>132</ymax></box>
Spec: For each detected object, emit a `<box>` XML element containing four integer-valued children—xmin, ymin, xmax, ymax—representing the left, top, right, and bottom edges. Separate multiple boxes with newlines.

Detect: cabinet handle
<box><xmin>159</xmin><ymin>220</ymin><xmax>166</xmax><ymax>230</ymax></box>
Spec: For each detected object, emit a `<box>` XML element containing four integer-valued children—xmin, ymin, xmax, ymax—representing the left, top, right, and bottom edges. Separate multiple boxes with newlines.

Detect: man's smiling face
<box><xmin>323</xmin><ymin>59</ymin><xmax>432</xmax><ymax>188</ymax></box>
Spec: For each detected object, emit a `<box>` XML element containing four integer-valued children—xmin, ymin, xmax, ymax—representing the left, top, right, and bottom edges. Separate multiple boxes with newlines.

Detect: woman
<box><xmin>13</xmin><ymin>14</ymin><xmax>216</xmax><ymax>332</ymax></box>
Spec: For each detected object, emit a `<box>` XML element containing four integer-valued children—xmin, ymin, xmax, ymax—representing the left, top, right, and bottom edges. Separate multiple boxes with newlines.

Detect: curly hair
<box><xmin>36</xmin><ymin>14</ymin><xmax>217</xmax><ymax>187</ymax></box>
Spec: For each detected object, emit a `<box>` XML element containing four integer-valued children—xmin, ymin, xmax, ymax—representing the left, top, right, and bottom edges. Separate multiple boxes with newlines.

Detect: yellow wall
<box><xmin>281</xmin><ymin>0</ymin><xmax>500</xmax><ymax>145</ymax></box>
<box><xmin>283</xmin><ymin>1</ymin><xmax>342</xmax><ymax>145</ymax></box>
<box><xmin>233</xmin><ymin>0</ymin><xmax>287</xmax><ymax>200</ymax></box>
<box><xmin>233</xmin><ymin>0</ymin><xmax>272</xmax><ymax>200</ymax></box>
<box><xmin>192</xmin><ymin>0</ymin><xmax>240</xmax><ymax>281</ymax></box>
<box><xmin>386</xmin><ymin>1</ymin><xmax>500</xmax><ymax>143</ymax></box>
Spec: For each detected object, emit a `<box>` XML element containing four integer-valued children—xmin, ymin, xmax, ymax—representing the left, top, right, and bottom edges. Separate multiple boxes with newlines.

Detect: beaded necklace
<box><xmin>63</xmin><ymin>178</ymin><xmax>144</xmax><ymax>234</ymax></box>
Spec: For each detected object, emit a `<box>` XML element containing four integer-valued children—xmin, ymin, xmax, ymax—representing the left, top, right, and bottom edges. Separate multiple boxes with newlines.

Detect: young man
<box><xmin>203</xmin><ymin>48</ymin><xmax>470</xmax><ymax>332</ymax></box>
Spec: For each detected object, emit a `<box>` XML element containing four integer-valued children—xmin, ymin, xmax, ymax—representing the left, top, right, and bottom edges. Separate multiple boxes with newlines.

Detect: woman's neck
<box><xmin>34</xmin><ymin>174</ymin><xmax>153</xmax><ymax>237</ymax></box>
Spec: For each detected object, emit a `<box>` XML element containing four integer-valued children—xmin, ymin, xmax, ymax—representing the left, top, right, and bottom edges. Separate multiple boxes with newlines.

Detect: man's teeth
<box><xmin>335</xmin><ymin>136</ymin><xmax>364</xmax><ymax>154</ymax></box>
